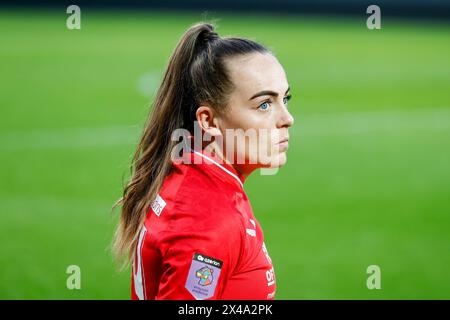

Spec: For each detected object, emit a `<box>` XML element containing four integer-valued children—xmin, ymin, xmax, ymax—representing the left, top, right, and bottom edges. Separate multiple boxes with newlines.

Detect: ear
<box><xmin>195</xmin><ymin>105</ymin><xmax>223</xmax><ymax>136</ymax></box>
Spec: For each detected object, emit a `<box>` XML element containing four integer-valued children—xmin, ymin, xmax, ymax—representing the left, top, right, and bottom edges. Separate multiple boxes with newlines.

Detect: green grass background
<box><xmin>0</xmin><ymin>9</ymin><xmax>449</xmax><ymax>299</ymax></box>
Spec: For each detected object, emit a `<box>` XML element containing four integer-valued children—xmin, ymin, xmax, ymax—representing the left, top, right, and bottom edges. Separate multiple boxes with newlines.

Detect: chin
<box><xmin>275</xmin><ymin>153</ymin><xmax>288</xmax><ymax>167</ymax></box>
<box><xmin>260</xmin><ymin>153</ymin><xmax>287</xmax><ymax>168</ymax></box>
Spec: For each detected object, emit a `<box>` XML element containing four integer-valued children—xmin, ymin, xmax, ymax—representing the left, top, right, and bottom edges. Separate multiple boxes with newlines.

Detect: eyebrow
<box><xmin>249</xmin><ymin>86</ymin><xmax>290</xmax><ymax>100</ymax></box>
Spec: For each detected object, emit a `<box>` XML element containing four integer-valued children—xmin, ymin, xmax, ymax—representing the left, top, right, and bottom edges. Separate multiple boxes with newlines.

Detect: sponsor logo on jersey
<box><xmin>150</xmin><ymin>194</ymin><xmax>166</xmax><ymax>217</ymax></box>
<box><xmin>185</xmin><ymin>253</ymin><xmax>223</xmax><ymax>300</ymax></box>
<box><xmin>266</xmin><ymin>267</ymin><xmax>275</xmax><ymax>287</ymax></box>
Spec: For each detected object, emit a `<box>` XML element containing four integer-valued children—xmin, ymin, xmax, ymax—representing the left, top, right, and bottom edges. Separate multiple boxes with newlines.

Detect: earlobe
<box><xmin>208</xmin><ymin>116</ymin><xmax>223</xmax><ymax>137</ymax></box>
<box><xmin>207</xmin><ymin>127</ymin><xmax>222</xmax><ymax>136</ymax></box>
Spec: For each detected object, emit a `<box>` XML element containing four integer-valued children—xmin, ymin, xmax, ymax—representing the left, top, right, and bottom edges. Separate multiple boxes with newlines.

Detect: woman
<box><xmin>113</xmin><ymin>22</ymin><xmax>294</xmax><ymax>300</ymax></box>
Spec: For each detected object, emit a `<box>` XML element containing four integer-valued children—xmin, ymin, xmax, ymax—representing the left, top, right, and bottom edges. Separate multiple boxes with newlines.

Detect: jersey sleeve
<box><xmin>155</xmin><ymin>212</ymin><xmax>245</xmax><ymax>300</ymax></box>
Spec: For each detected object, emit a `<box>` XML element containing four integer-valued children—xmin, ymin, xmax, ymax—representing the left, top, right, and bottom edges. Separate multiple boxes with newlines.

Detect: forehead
<box><xmin>226</xmin><ymin>52</ymin><xmax>288</xmax><ymax>99</ymax></box>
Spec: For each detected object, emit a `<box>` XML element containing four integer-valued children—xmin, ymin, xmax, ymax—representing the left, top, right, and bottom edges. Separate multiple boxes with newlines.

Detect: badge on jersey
<box><xmin>150</xmin><ymin>194</ymin><xmax>166</xmax><ymax>217</ymax></box>
<box><xmin>185</xmin><ymin>252</ymin><xmax>223</xmax><ymax>300</ymax></box>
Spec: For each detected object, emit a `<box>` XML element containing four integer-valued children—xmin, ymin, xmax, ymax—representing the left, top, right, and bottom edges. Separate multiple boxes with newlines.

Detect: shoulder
<box><xmin>148</xmin><ymin>161</ymin><xmax>247</xmax><ymax>253</ymax></box>
<box><xmin>159</xmin><ymin>161</ymin><xmax>242</xmax><ymax>221</ymax></box>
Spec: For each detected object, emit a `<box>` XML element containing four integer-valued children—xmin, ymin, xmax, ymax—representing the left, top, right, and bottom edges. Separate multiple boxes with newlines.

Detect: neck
<box><xmin>203</xmin><ymin>141</ymin><xmax>258</xmax><ymax>181</ymax></box>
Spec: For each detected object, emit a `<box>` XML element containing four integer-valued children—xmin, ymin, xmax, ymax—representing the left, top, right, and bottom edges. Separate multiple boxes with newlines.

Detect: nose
<box><xmin>277</xmin><ymin>104</ymin><xmax>294</xmax><ymax>129</ymax></box>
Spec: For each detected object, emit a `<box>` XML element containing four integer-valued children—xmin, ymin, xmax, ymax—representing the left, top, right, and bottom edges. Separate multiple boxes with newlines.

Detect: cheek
<box><xmin>236</xmin><ymin>115</ymin><xmax>275</xmax><ymax>160</ymax></box>
<box><xmin>219</xmin><ymin>108</ymin><xmax>281</xmax><ymax>164</ymax></box>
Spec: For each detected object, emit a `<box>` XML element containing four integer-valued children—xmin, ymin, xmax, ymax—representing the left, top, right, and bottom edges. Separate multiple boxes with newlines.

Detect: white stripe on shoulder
<box><xmin>191</xmin><ymin>150</ymin><xmax>244</xmax><ymax>189</ymax></box>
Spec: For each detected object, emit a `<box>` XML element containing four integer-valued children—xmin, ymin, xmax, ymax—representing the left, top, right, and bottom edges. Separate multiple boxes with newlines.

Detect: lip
<box><xmin>276</xmin><ymin>138</ymin><xmax>289</xmax><ymax>149</ymax></box>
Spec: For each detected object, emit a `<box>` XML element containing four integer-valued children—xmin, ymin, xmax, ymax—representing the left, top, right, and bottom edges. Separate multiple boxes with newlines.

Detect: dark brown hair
<box><xmin>112</xmin><ymin>22</ymin><xmax>269</xmax><ymax>268</ymax></box>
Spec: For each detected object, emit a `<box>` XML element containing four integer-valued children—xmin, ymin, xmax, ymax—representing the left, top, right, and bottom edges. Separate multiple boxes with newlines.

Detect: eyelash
<box><xmin>257</xmin><ymin>94</ymin><xmax>292</xmax><ymax>111</ymax></box>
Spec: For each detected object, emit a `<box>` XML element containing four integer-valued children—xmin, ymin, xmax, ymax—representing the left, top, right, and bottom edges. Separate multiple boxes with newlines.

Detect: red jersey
<box><xmin>131</xmin><ymin>149</ymin><xmax>276</xmax><ymax>300</ymax></box>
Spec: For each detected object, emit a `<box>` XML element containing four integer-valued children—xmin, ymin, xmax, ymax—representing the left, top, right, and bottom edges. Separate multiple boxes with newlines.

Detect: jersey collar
<box><xmin>187</xmin><ymin>148</ymin><xmax>246</xmax><ymax>189</ymax></box>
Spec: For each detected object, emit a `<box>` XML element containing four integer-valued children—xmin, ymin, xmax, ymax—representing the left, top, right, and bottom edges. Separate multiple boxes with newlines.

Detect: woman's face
<box><xmin>215</xmin><ymin>52</ymin><xmax>294</xmax><ymax>176</ymax></box>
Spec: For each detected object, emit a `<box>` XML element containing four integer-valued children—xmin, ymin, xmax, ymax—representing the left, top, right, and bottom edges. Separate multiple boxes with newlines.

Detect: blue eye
<box><xmin>258</xmin><ymin>102</ymin><xmax>270</xmax><ymax>111</ymax></box>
